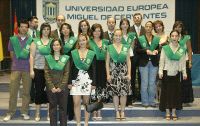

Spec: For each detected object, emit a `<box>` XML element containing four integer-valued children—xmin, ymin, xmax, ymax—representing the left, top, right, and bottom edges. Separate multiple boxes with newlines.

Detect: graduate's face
<box><xmin>19</xmin><ymin>23</ymin><xmax>28</xmax><ymax>35</ymax></box>
<box><xmin>133</xmin><ymin>15</ymin><xmax>142</xmax><ymax>25</ymax></box>
<box><xmin>61</xmin><ymin>25</ymin><xmax>70</xmax><ymax>37</ymax></box>
<box><xmin>42</xmin><ymin>26</ymin><xmax>51</xmax><ymax>37</ymax></box>
<box><xmin>174</xmin><ymin>25</ymin><xmax>182</xmax><ymax>33</ymax></box>
<box><xmin>78</xmin><ymin>35</ymin><xmax>87</xmax><ymax>48</ymax></box>
<box><xmin>170</xmin><ymin>31</ymin><xmax>179</xmax><ymax>43</ymax></box>
<box><xmin>80</xmin><ymin>21</ymin><xmax>89</xmax><ymax>33</ymax></box>
<box><xmin>93</xmin><ymin>27</ymin><xmax>101</xmax><ymax>38</ymax></box>
<box><xmin>113</xmin><ymin>30</ymin><xmax>122</xmax><ymax>43</ymax></box>
<box><xmin>145</xmin><ymin>22</ymin><xmax>153</xmax><ymax>33</ymax></box>
<box><xmin>154</xmin><ymin>23</ymin><xmax>163</xmax><ymax>33</ymax></box>
<box><xmin>53</xmin><ymin>40</ymin><xmax>61</xmax><ymax>52</ymax></box>
<box><xmin>107</xmin><ymin>18</ymin><xmax>116</xmax><ymax>31</ymax></box>
<box><xmin>121</xmin><ymin>21</ymin><xmax>129</xmax><ymax>31</ymax></box>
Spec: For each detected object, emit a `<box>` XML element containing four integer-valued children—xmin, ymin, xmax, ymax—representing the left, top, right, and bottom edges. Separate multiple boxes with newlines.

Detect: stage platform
<box><xmin>0</xmin><ymin>71</ymin><xmax>200</xmax><ymax>126</ymax></box>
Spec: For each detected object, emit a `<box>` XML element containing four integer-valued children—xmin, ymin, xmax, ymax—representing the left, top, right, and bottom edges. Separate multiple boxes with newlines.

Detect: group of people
<box><xmin>3</xmin><ymin>12</ymin><xmax>194</xmax><ymax>126</ymax></box>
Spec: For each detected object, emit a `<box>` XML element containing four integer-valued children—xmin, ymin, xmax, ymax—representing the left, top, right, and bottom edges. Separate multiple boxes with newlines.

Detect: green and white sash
<box><xmin>121</xmin><ymin>32</ymin><xmax>136</xmax><ymax>47</ymax></box>
<box><xmin>71</xmin><ymin>49</ymin><xmax>95</xmax><ymax>70</ymax></box>
<box><xmin>34</xmin><ymin>38</ymin><xmax>52</xmax><ymax>55</ymax></box>
<box><xmin>138</xmin><ymin>35</ymin><xmax>160</xmax><ymax>51</ymax></box>
<box><xmin>89</xmin><ymin>39</ymin><xmax>109</xmax><ymax>60</ymax></box>
<box><xmin>63</xmin><ymin>37</ymin><xmax>77</xmax><ymax>54</ymax></box>
<box><xmin>108</xmin><ymin>44</ymin><xmax>129</xmax><ymax>63</ymax></box>
<box><xmin>45</xmin><ymin>55</ymin><xmax>69</xmax><ymax>70</ymax></box>
<box><xmin>10</xmin><ymin>36</ymin><xmax>33</xmax><ymax>59</ymax></box>
<box><xmin>179</xmin><ymin>35</ymin><xmax>190</xmax><ymax>49</ymax></box>
<box><xmin>163</xmin><ymin>45</ymin><xmax>186</xmax><ymax>60</ymax></box>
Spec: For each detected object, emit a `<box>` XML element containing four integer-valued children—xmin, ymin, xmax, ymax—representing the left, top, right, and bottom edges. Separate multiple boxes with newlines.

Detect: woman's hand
<box><xmin>30</xmin><ymin>70</ymin><xmax>35</xmax><ymax>79</ymax></box>
<box><xmin>91</xmin><ymin>86</ymin><xmax>96</xmax><ymax>90</ymax></box>
<box><xmin>107</xmin><ymin>75</ymin><xmax>111</xmax><ymax>83</ymax></box>
<box><xmin>125</xmin><ymin>74</ymin><xmax>131</xmax><ymax>81</ymax></box>
<box><xmin>68</xmin><ymin>84</ymin><xmax>72</xmax><ymax>89</ymax></box>
<box><xmin>51</xmin><ymin>87</ymin><xmax>57</xmax><ymax>93</ymax></box>
<box><xmin>159</xmin><ymin>74</ymin><xmax>163</xmax><ymax>79</ymax></box>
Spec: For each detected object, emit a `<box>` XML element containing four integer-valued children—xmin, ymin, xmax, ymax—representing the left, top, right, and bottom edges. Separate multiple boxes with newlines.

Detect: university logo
<box><xmin>43</xmin><ymin>0</ymin><xmax>59</xmax><ymax>23</ymax></box>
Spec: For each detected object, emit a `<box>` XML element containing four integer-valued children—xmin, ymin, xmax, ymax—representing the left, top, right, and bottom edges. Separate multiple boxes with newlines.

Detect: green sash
<box><xmin>34</xmin><ymin>38</ymin><xmax>52</xmax><ymax>55</ymax></box>
<box><xmin>179</xmin><ymin>35</ymin><xmax>190</xmax><ymax>48</ymax></box>
<box><xmin>45</xmin><ymin>55</ymin><xmax>69</xmax><ymax>70</ymax></box>
<box><xmin>163</xmin><ymin>45</ymin><xmax>186</xmax><ymax>60</ymax></box>
<box><xmin>121</xmin><ymin>32</ymin><xmax>136</xmax><ymax>47</ymax></box>
<box><xmin>89</xmin><ymin>39</ymin><xmax>109</xmax><ymax>60</ymax></box>
<box><xmin>10</xmin><ymin>36</ymin><xmax>33</xmax><ymax>59</ymax></box>
<box><xmin>138</xmin><ymin>35</ymin><xmax>160</xmax><ymax>51</ymax></box>
<box><xmin>71</xmin><ymin>49</ymin><xmax>95</xmax><ymax>70</ymax></box>
<box><xmin>108</xmin><ymin>44</ymin><xmax>129</xmax><ymax>63</ymax></box>
<box><xmin>63</xmin><ymin>37</ymin><xmax>77</xmax><ymax>54</ymax></box>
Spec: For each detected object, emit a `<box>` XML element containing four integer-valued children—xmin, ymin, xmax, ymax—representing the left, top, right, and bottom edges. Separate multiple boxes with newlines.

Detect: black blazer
<box><xmin>68</xmin><ymin>55</ymin><xmax>96</xmax><ymax>86</ymax></box>
<box><xmin>136</xmin><ymin>35</ymin><xmax>160</xmax><ymax>67</ymax></box>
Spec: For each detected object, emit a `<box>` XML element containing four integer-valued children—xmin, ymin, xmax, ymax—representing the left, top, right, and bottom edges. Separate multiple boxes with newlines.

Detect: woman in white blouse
<box><xmin>159</xmin><ymin>30</ymin><xmax>187</xmax><ymax>121</ymax></box>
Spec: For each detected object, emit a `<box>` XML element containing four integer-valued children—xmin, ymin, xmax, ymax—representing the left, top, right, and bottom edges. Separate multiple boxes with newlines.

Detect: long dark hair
<box><xmin>172</xmin><ymin>21</ymin><xmax>188</xmax><ymax>36</ymax></box>
<box><xmin>60</xmin><ymin>23</ymin><xmax>74</xmax><ymax>44</ymax></box>
<box><xmin>50</xmin><ymin>38</ymin><xmax>64</xmax><ymax>55</ymax></box>
<box><xmin>78</xmin><ymin>19</ymin><xmax>91</xmax><ymax>36</ymax></box>
<box><xmin>91</xmin><ymin>23</ymin><xmax>104</xmax><ymax>39</ymax></box>
<box><xmin>119</xmin><ymin>18</ymin><xmax>130</xmax><ymax>33</ymax></box>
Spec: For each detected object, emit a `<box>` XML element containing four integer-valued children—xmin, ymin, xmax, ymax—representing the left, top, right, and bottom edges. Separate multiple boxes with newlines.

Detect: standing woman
<box><xmin>30</xmin><ymin>23</ymin><xmax>52</xmax><ymax>121</ymax></box>
<box><xmin>153</xmin><ymin>20</ymin><xmax>168</xmax><ymax>102</ymax></box>
<box><xmin>68</xmin><ymin>34</ymin><xmax>96</xmax><ymax>126</ymax></box>
<box><xmin>60</xmin><ymin>23</ymin><xmax>76</xmax><ymax>120</ymax></box>
<box><xmin>173</xmin><ymin>21</ymin><xmax>194</xmax><ymax>104</ymax></box>
<box><xmin>44</xmin><ymin>39</ymin><xmax>70</xmax><ymax>126</ymax></box>
<box><xmin>136</xmin><ymin>21</ymin><xmax>160</xmax><ymax>107</ymax></box>
<box><xmin>159</xmin><ymin>30</ymin><xmax>187</xmax><ymax>120</ymax></box>
<box><xmin>60</xmin><ymin>23</ymin><xmax>76</xmax><ymax>55</ymax></box>
<box><xmin>106</xmin><ymin>29</ymin><xmax>131</xmax><ymax>120</ymax></box>
<box><xmin>119</xmin><ymin>18</ymin><xmax>137</xmax><ymax>106</ymax></box>
<box><xmin>89</xmin><ymin>23</ymin><xmax>109</xmax><ymax>120</ymax></box>
<box><xmin>153</xmin><ymin>20</ymin><xmax>168</xmax><ymax>47</ymax></box>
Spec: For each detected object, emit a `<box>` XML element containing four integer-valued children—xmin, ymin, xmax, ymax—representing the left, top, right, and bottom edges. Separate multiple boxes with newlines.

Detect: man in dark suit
<box><xmin>51</xmin><ymin>15</ymin><xmax>65</xmax><ymax>39</ymax></box>
<box><xmin>103</xmin><ymin>17</ymin><xmax>116</xmax><ymax>44</ymax></box>
<box><xmin>127</xmin><ymin>13</ymin><xmax>146</xmax><ymax>106</ymax></box>
<box><xmin>28</xmin><ymin>16</ymin><xmax>39</xmax><ymax>38</ymax></box>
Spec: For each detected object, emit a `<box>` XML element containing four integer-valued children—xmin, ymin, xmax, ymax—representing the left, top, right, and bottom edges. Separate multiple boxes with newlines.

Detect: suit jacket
<box><xmin>51</xmin><ymin>29</ymin><xmax>59</xmax><ymax>39</ymax></box>
<box><xmin>103</xmin><ymin>31</ymin><xmax>112</xmax><ymax>45</ymax></box>
<box><xmin>129</xmin><ymin>25</ymin><xmax>146</xmax><ymax>38</ymax></box>
<box><xmin>136</xmin><ymin>35</ymin><xmax>160</xmax><ymax>67</ymax></box>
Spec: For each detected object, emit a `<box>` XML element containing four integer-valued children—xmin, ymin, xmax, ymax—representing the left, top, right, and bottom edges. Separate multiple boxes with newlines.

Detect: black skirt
<box><xmin>159</xmin><ymin>71</ymin><xmax>182</xmax><ymax>111</ymax></box>
<box><xmin>181</xmin><ymin>61</ymin><xmax>194</xmax><ymax>103</ymax></box>
<box><xmin>31</xmin><ymin>69</ymin><xmax>48</xmax><ymax>104</ymax></box>
<box><xmin>95</xmin><ymin>60</ymin><xmax>107</xmax><ymax>100</ymax></box>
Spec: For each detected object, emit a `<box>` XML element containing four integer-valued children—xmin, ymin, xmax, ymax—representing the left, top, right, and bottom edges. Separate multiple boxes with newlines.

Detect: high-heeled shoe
<box><xmin>35</xmin><ymin>112</ymin><xmax>40</xmax><ymax>122</ymax></box>
<box><xmin>120</xmin><ymin>111</ymin><xmax>126</xmax><ymax>121</ymax></box>
<box><xmin>77</xmin><ymin>123</ymin><xmax>81</xmax><ymax>126</ymax></box>
<box><xmin>115</xmin><ymin>111</ymin><xmax>120</xmax><ymax>121</ymax></box>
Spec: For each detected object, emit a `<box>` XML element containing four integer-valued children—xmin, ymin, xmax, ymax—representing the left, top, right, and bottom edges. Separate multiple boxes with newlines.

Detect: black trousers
<box><xmin>127</xmin><ymin>56</ymin><xmax>141</xmax><ymax>105</ymax></box>
<box><xmin>47</xmin><ymin>89</ymin><xmax>68</xmax><ymax>126</ymax></box>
